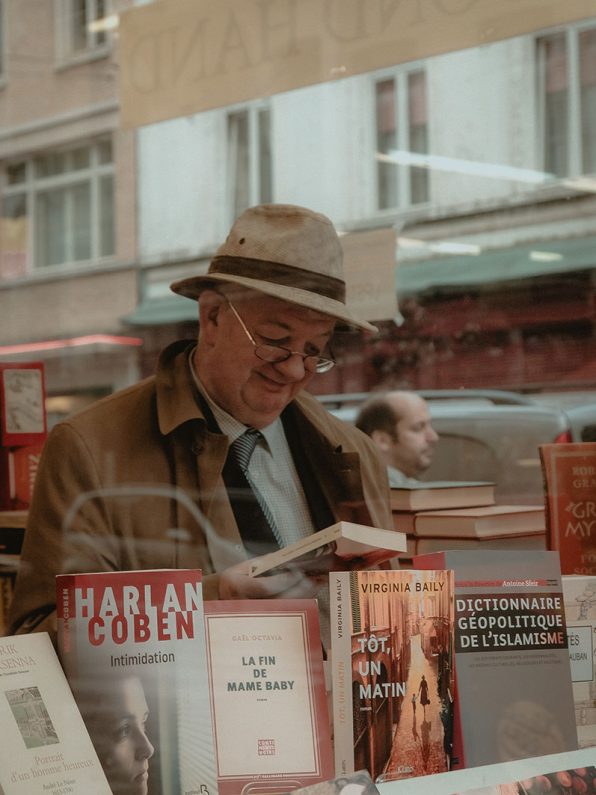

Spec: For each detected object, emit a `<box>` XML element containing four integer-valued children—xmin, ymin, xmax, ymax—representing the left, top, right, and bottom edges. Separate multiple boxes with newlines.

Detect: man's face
<box><xmin>197</xmin><ymin>291</ymin><xmax>335</xmax><ymax>428</ymax></box>
<box><xmin>388</xmin><ymin>396</ymin><xmax>438</xmax><ymax>478</ymax></box>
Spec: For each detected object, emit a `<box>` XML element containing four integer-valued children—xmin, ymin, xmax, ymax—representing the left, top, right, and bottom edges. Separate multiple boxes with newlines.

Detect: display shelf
<box><xmin>377</xmin><ymin>747</ymin><xmax>595</xmax><ymax>794</ymax></box>
<box><xmin>0</xmin><ymin>510</ymin><xmax>27</xmax><ymax>529</ymax></box>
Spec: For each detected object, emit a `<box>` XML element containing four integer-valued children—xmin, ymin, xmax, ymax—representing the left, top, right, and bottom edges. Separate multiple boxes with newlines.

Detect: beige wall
<box><xmin>0</xmin><ymin>268</ymin><xmax>138</xmax><ymax>344</ymax></box>
<box><xmin>0</xmin><ymin>0</ymin><xmax>126</xmax><ymax>128</ymax></box>
<box><xmin>0</xmin><ymin>0</ymin><xmax>138</xmax><ymax>307</ymax></box>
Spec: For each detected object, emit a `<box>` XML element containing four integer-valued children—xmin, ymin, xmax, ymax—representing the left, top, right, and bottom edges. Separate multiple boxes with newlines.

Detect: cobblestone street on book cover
<box><xmin>383</xmin><ymin>634</ymin><xmax>448</xmax><ymax>779</ymax></box>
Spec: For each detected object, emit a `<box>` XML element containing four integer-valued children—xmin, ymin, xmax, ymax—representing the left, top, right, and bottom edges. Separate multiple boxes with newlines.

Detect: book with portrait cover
<box><xmin>56</xmin><ymin>569</ymin><xmax>218</xmax><ymax>795</ymax></box>
<box><xmin>0</xmin><ymin>632</ymin><xmax>112</xmax><ymax>794</ymax></box>
<box><xmin>331</xmin><ymin>569</ymin><xmax>455</xmax><ymax>783</ymax></box>
<box><xmin>414</xmin><ymin>550</ymin><xmax>578</xmax><ymax>770</ymax></box>
<box><xmin>248</xmin><ymin>521</ymin><xmax>406</xmax><ymax>577</ymax></box>
<box><xmin>203</xmin><ymin>599</ymin><xmax>333</xmax><ymax>795</ymax></box>
<box><xmin>539</xmin><ymin>442</ymin><xmax>596</xmax><ymax>576</ymax></box>
<box><xmin>562</xmin><ymin>574</ymin><xmax>596</xmax><ymax>750</ymax></box>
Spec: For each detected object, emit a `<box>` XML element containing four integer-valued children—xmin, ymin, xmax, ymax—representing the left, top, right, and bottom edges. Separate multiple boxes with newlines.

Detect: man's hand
<box><xmin>218</xmin><ymin>559</ymin><xmax>326</xmax><ymax>600</ymax></box>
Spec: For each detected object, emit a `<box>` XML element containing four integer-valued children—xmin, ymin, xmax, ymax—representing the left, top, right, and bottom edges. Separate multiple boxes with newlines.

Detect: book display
<box><xmin>414</xmin><ymin>550</ymin><xmax>578</xmax><ymax>769</ymax></box>
<box><xmin>56</xmin><ymin>568</ymin><xmax>218</xmax><ymax>795</ymax></box>
<box><xmin>203</xmin><ymin>599</ymin><xmax>334</xmax><ymax>794</ymax></box>
<box><xmin>390</xmin><ymin>483</ymin><xmax>546</xmax><ymax>565</ymax></box>
<box><xmin>562</xmin><ymin>575</ymin><xmax>596</xmax><ymax>749</ymax></box>
<box><xmin>331</xmin><ymin>569</ymin><xmax>455</xmax><ymax>782</ymax></box>
<box><xmin>0</xmin><ymin>632</ymin><xmax>112</xmax><ymax>794</ymax></box>
<box><xmin>539</xmin><ymin>442</ymin><xmax>596</xmax><ymax>576</ymax></box>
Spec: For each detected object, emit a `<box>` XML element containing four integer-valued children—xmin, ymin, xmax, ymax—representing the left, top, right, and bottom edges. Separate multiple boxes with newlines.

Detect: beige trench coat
<box><xmin>9</xmin><ymin>341</ymin><xmax>392</xmax><ymax>636</ymax></box>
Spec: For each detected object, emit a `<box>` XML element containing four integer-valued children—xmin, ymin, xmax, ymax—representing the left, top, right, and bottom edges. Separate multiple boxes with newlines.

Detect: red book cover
<box><xmin>56</xmin><ymin>569</ymin><xmax>218</xmax><ymax>795</ymax></box>
<box><xmin>0</xmin><ymin>363</ymin><xmax>47</xmax><ymax>447</ymax></box>
<box><xmin>0</xmin><ymin>442</ymin><xmax>44</xmax><ymax>509</ymax></box>
<box><xmin>539</xmin><ymin>442</ymin><xmax>596</xmax><ymax>576</ymax></box>
<box><xmin>414</xmin><ymin>549</ymin><xmax>578</xmax><ymax>770</ymax></box>
<box><xmin>203</xmin><ymin>599</ymin><xmax>333</xmax><ymax>795</ymax></box>
<box><xmin>331</xmin><ymin>569</ymin><xmax>455</xmax><ymax>782</ymax></box>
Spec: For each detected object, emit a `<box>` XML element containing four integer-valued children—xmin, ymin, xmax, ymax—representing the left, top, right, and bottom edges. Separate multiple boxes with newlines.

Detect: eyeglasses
<box><xmin>227</xmin><ymin>300</ymin><xmax>335</xmax><ymax>374</ymax></box>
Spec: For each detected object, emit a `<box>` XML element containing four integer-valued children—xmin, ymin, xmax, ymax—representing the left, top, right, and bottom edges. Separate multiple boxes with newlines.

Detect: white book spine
<box><xmin>330</xmin><ymin>571</ymin><xmax>355</xmax><ymax>775</ymax></box>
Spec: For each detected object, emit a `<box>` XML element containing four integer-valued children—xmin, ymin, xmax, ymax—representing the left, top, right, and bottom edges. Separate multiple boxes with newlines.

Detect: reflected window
<box><xmin>537</xmin><ymin>24</ymin><xmax>596</xmax><ymax>177</ymax></box>
<box><xmin>227</xmin><ymin>104</ymin><xmax>272</xmax><ymax>222</ymax></box>
<box><xmin>1</xmin><ymin>138</ymin><xmax>114</xmax><ymax>273</ymax></box>
<box><xmin>0</xmin><ymin>0</ymin><xmax>4</xmax><ymax>80</ymax></box>
<box><xmin>375</xmin><ymin>68</ymin><xmax>429</xmax><ymax>210</ymax></box>
<box><xmin>58</xmin><ymin>0</ymin><xmax>111</xmax><ymax>58</ymax></box>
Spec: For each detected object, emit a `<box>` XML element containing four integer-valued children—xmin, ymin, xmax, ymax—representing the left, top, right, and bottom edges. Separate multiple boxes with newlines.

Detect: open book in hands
<box><xmin>248</xmin><ymin>521</ymin><xmax>407</xmax><ymax>577</ymax></box>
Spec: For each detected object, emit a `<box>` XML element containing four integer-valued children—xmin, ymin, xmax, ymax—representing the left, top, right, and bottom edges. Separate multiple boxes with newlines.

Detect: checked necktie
<box><xmin>227</xmin><ymin>428</ymin><xmax>283</xmax><ymax>552</ymax></box>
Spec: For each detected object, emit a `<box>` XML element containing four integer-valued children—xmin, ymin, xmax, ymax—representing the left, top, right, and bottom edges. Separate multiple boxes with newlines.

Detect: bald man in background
<box><xmin>355</xmin><ymin>392</ymin><xmax>439</xmax><ymax>487</ymax></box>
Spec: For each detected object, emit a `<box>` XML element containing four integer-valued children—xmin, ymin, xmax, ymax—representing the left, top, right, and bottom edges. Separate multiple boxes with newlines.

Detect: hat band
<box><xmin>210</xmin><ymin>256</ymin><xmax>346</xmax><ymax>303</ymax></box>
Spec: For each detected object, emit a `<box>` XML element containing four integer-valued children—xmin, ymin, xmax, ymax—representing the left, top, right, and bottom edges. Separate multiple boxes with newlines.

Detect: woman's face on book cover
<box><xmin>96</xmin><ymin>675</ymin><xmax>155</xmax><ymax>795</ymax></box>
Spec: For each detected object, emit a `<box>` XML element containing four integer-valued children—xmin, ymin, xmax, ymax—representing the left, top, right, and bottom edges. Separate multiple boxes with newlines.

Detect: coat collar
<box><xmin>156</xmin><ymin>340</ymin><xmax>205</xmax><ymax>436</ymax></box>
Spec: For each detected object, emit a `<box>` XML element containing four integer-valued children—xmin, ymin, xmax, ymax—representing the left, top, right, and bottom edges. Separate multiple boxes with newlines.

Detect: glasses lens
<box><xmin>255</xmin><ymin>344</ymin><xmax>289</xmax><ymax>363</ymax></box>
<box><xmin>255</xmin><ymin>344</ymin><xmax>335</xmax><ymax>373</ymax></box>
<box><xmin>315</xmin><ymin>357</ymin><xmax>335</xmax><ymax>373</ymax></box>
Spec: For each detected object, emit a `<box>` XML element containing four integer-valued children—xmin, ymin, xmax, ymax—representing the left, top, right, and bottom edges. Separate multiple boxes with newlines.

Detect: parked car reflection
<box><xmin>319</xmin><ymin>389</ymin><xmax>596</xmax><ymax>505</ymax></box>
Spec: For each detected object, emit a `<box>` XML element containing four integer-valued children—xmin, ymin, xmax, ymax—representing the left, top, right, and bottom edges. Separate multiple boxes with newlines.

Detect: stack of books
<box><xmin>0</xmin><ymin>510</ymin><xmax>26</xmax><ymax>635</ymax></box>
<box><xmin>390</xmin><ymin>481</ymin><xmax>546</xmax><ymax>559</ymax></box>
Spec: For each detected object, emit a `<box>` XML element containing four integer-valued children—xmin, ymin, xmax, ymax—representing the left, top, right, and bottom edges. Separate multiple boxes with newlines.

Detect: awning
<box><xmin>122</xmin><ymin>294</ymin><xmax>198</xmax><ymax>326</ymax></box>
<box><xmin>121</xmin><ymin>259</ymin><xmax>208</xmax><ymax>327</ymax></box>
<box><xmin>397</xmin><ymin>235</ymin><xmax>596</xmax><ymax>294</ymax></box>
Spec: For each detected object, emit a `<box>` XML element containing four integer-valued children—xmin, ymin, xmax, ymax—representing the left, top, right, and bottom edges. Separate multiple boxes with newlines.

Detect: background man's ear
<box><xmin>370</xmin><ymin>429</ymin><xmax>393</xmax><ymax>453</ymax></box>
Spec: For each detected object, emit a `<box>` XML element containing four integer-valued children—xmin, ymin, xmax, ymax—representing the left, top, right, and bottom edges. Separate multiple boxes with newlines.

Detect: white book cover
<box><xmin>0</xmin><ymin>632</ymin><xmax>112</xmax><ymax>794</ymax></box>
<box><xmin>203</xmin><ymin>599</ymin><xmax>334</xmax><ymax>795</ymax></box>
<box><xmin>562</xmin><ymin>574</ymin><xmax>596</xmax><ymax>750</ymax></box>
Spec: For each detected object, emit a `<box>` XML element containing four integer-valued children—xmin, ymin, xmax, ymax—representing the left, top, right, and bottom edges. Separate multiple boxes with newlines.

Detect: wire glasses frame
<box><xmin>226</xmin><ymin>300</ymin><xmax>335</xmax><ymax>373</ymax></box>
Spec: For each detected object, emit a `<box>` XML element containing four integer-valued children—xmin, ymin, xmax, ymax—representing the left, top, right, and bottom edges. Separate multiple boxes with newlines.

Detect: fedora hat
<box><xmin>170</xmin><ymin>203</ymin><xmax>377</xmax><ymax>333</ymax></box>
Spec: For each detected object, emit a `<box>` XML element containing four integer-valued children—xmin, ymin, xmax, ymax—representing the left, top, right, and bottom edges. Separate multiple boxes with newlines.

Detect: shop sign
<box><xmin>341</xmin><ymin>227</ymin><xmax>398</xmax><ymax>323</ymax></box>
<box><xmin>119</xmin><ymin>0</ymin><xmax>596</xmax><ymax>128</ymax></box>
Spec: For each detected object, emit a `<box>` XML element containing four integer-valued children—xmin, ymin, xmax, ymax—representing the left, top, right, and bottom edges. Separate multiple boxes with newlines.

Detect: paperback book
<box><xmin>539</xmin><ymin>442</ymin><xmax>596</xmax><ymax>576</ymax></box>
<box><xmin>56</xmin><ymin>568</ymin><xmax>218</xmax><ymax>795</ymax></box>
<box><xmin>0</xmin><ymin>632</ymin><xmax>112</xmax><ymax>794</ymax></box>
<box><xmin>331</xmin><ymin>569</ymin><xmax>455</xmax><ymax>782</ymax></box>
<box><xmin>414</xmin><ymin>549</ymin><xmax>578</xmax><ymax>769</ymax></box>
<box><xmin>390</xmin><ymin>481</ymin><xmax>495</xmax><ymax>512</ymax></box>
<box><xmin>248</xmin><ymin>521</ymin><xmax>406</xmax><ymax>577</ymax></box>
<box><xmin>562</xmin><ymin>574</ymin><xmax>596</xmax><ymax>749</ymax></box>
<box><xmin>203</xmin><ymin>599</ymin><xmax>333</xmax><ymax>795</ymax></box>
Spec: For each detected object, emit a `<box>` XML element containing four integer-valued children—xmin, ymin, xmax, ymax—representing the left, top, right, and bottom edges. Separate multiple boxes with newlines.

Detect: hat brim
<box><xmin>170</xmin><ymin>273</ymin><xmax>378</xmax><ymax>334</ymax></box>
